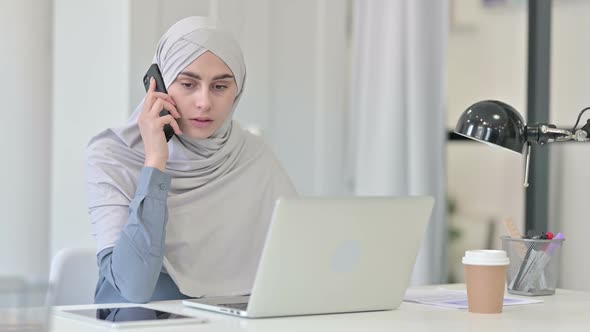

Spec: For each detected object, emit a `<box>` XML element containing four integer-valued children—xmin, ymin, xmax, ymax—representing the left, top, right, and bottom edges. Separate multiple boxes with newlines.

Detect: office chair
<box><xmin>48</xmin><ymin>247</ymin><xmax>98</xmax><ymax>305</ymax></box>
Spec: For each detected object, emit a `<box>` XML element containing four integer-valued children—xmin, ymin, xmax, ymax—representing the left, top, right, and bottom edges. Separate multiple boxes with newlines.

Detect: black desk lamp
<box><xmin>455</xmin><ymin>100</ymin><xmax>590</xmax><ymax>187</ymax></box>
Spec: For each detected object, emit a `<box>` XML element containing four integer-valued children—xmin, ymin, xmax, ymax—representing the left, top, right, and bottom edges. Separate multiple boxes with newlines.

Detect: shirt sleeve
<box><xmin>92</xmin><ymin>167</ymin><xmax>172</xmax><ymax>303</ymax></box>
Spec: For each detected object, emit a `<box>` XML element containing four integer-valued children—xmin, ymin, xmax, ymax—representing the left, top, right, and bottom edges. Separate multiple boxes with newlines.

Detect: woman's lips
<box><xmin>189</xmin><ymin>118</ymin><xmax>213</xmax><ymax>128</ymax></box>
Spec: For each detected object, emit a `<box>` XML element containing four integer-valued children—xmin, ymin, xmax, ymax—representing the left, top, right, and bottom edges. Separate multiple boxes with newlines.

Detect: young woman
<box><xmin>85</xmin><ymin>16</ymin><xmax>296</xmax><ymax>304</ymax></box>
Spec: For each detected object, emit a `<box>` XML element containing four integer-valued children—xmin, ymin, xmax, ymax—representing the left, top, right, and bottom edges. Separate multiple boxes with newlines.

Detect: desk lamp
<box><xmin>454</xmin><ymin>100</ymin><xmax>590</xmax><ymax>187</ymax></box>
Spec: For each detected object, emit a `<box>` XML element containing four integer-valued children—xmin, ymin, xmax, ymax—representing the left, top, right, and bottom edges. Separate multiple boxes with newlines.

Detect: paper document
<box><xmin>403</xmin><ymin>288</ymin><xmax>543</xmax><ymax>309</ymax></box>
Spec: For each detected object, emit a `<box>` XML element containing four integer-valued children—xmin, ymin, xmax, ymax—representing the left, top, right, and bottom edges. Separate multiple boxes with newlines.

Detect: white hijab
<box><xmin>85</xmin><ymin>17</ymin><xmax>296</xmax><ymax>297</ymax></box>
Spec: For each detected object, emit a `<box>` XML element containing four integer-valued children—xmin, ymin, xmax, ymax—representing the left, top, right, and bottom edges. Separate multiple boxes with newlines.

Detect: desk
<box><xmin>51</xmin><ymin>284</ymin><xmax>590</xmax><ymax>332</ymax></box>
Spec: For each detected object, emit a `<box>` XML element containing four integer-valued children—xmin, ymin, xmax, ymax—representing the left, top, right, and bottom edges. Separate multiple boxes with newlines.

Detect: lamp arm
<box><xmin>527</xmin><ymin>124</ymin><xmax>577</xmax><ymax>144</ymax></box>
<box><xmin>536</xmin><ymin>107</ymin><xmax>590</xmax><ymax>143</ymax></box>
<box><xmin>520</xmin><ymin>123</ymin><xmax>590</xmax><ymax>187</ymax></box>
<box><xmin>539</xmin><ymin>125</ymin><xmax>574</xmax><ymax>142</ymax></box>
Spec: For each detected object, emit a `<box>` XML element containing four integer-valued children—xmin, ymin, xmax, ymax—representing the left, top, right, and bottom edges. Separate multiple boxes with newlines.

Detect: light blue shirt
<box><xmin>94</xmin><ymin>167</ymin><xmax>190</xmax><ymax>303</ymax></box>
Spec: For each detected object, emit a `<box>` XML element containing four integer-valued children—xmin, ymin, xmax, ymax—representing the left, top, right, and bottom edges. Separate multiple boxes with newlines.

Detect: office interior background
<box><xmin>1</xmin><ymin>0</ymin><xmax>589</xmax><ymax>292</ymax></box>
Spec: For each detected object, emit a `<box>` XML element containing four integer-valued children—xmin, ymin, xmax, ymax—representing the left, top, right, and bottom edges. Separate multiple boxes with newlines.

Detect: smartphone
<box><xmin>143</xmin><ymin>64</ymin><xmax>175</xmax><ymax>142</ymax></box>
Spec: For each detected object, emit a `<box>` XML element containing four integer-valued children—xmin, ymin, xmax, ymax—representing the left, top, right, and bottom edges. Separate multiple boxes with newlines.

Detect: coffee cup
<box><xmin>462</xmin><ymin>250</ymin><xmax>510</xmax><ymax>313</ymax></box>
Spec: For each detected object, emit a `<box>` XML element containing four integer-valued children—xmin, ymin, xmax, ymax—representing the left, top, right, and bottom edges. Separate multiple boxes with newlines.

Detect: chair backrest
<box><xmin>49</xmin><ymin>247</ymin><xmax>98</xmax><ymax>305</ymax></box>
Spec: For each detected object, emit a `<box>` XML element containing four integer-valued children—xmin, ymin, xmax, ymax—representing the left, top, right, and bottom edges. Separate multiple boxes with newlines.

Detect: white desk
<box><xmin>51</xmin><ymin>284</ymin><xmax>590</xmax><ymax>332</ymax></box>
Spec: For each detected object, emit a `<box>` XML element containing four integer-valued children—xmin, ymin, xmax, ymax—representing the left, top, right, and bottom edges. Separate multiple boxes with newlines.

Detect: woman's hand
<box><xmin>138</xmin><ymin>77</ymin><xmax>183</xmax><ymax>172</ymax></box>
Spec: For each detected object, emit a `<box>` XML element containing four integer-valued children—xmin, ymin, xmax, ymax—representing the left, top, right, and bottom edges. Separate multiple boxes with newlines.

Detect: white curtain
<box><xmin>350</xmin><ymin>0</ymin><xmax>448</xmax><ymax>284</ymax></box>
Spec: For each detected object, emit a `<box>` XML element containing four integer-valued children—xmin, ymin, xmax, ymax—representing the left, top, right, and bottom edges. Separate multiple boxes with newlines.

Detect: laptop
<box><xmin>182</xmin><ymin>196</ymin><xmax>434</xmax><ymax>318</ymax></box>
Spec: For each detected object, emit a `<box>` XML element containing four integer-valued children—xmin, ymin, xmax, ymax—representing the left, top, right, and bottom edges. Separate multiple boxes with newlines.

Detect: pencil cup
<box><xmin>501</xmin><ymin>236</ymin><xmax>564</xmax><ymax>296</ymax></box>
<box><xmin>462</xmin><ymin>250</ymin><xmax>509</xmax><ymax>313</ymax></box>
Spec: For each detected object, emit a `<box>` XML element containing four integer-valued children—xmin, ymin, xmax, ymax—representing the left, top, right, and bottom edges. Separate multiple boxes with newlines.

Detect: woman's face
<box><xmin>167</xmin><ymin>51</ymin><xmax>238</xmax><ymax>139</ymax></box>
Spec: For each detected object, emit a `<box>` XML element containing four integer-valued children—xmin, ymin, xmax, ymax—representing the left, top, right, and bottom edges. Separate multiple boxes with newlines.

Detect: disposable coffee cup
<box><xmin>462</xmin><ymin>250</ymin><xmax>510</xmax><ymax>313</ymax></box>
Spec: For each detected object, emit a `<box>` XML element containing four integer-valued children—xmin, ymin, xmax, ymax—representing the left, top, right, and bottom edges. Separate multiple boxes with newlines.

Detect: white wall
<box><xmin>549</xmin><ymin>0</ymin><xmax>590</xmax><ymax>291</ymax></box>
<box><xmin>51</xmin><ymin>0</ymin><xmax>131</xmax><ymax>254</ymax></box>
<box><xmin>447</xmin><ymin>2</ymin><xmax>527</xmax><ymax>266</ymax></box>
<box><xmin>448</xmin><ymin>2</ymin><xmax>528</xmax><ymax>128</ymax></box>
<box><xmin>264</xmin><ymin>0</ymin><xmax>350</xmax><ymax>195</ymax></box>
<box><xmin>0</xmin><ymin>0</ymin><xmax>52</xmax><ymax>278</ymax></box>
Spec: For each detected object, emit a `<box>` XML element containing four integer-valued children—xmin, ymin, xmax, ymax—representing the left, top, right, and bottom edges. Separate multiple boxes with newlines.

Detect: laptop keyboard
<box><xmin>219</xmin><ymin>303</ymin><xmax>248</xmax><ymax>311</ymax></box>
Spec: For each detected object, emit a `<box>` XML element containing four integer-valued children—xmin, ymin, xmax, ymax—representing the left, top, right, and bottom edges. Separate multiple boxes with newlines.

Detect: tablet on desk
<box><xmin>54</xmin><ymin>306</ymin><xmax>207</xmax><ymax>329</ymax></box>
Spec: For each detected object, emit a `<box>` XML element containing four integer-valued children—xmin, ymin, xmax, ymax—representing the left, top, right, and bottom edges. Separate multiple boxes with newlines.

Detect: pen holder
<box><xmin>0</xmin><ymin>277</ymin><xmax>52</xmax><ymax>332</ymax></box>
<box><xmin>501</xmin><ymin>236</ymin><xmax>565</xmax><ymax>296</ymax></box>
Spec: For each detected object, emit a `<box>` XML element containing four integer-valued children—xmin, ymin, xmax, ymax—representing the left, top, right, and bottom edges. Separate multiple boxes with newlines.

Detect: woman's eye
<box><xmin>213</xmin><ymin>84</ymin><xmax>228</xmax><ymax>91</ymax></box>
<box><xmin>181</xmin><ymin>83</ymin><xmax>193</xmax><ymax>88</ymax></box>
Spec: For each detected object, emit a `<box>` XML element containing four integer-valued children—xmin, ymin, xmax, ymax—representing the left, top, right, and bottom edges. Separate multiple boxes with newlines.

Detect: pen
<box><xmin>511</xmin><ymin>241</ymin><xmax>535</xmax><ymax>290</ymax></box>
<box><xmin>520</xmin><ymin>233</ymin><xmax>565</xmax><ymax>292</ymax></box>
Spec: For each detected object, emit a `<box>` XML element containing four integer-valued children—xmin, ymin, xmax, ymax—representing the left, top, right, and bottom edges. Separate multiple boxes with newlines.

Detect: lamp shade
<box><xmin>454</xmin><ymin>100</ymin><xmax>527</xmax><ymax>154</ymax></box>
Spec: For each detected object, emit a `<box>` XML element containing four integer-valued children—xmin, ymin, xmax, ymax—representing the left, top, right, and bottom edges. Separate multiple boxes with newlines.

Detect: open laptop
<box><xmin>182</xmin><ymin>196</ymin><xmax>434</xmax><ymax>318</ymax></box>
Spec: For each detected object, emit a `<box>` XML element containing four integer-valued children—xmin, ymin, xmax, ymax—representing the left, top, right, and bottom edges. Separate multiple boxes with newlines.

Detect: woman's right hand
<box><xmin>138</xmin><ymin>77</ymin><xmax>183</xmax><ymax>172</ymax></box>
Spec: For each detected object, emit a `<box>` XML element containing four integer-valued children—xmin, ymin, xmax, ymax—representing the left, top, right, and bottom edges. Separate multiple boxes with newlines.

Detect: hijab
<box><xmin>85</xmin><ymin>16</ymin><xmax>296</xmax><ymax>297</ymax></box>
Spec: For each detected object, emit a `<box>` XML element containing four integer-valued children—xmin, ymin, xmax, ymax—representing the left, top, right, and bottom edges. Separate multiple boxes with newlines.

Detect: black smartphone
<box><xmin>143</xmin><ymin>64</ymin><xmax>175</xmax><ymax>142</ymax></box>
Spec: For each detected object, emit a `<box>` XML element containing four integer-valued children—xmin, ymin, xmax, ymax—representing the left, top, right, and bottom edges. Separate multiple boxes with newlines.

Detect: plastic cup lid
<box><xmin>462</xmin><ymin>250</ymin><xmax>510</xmax><ymax>266</ymax></box>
